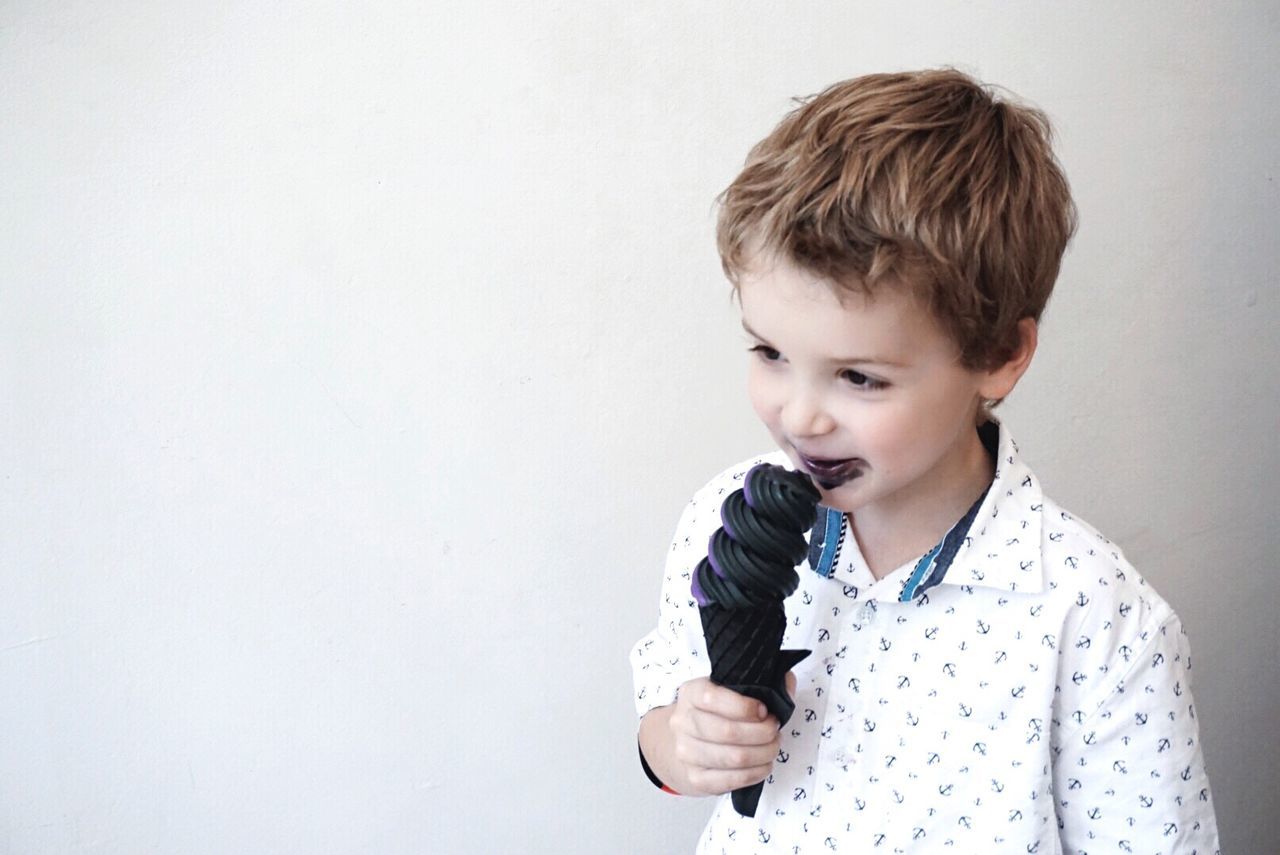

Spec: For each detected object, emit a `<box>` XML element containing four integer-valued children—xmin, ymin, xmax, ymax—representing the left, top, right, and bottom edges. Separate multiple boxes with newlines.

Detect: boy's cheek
<box><xmin>746</xmin><ymin>377</ymin><xmax>780</xmax><ymax>426</ymax></box>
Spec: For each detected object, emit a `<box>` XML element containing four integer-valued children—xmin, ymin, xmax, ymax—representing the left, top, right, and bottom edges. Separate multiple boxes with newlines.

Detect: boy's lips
<box><xmin>796</xmin><ymin>453</ymin><xmax>866</xmax><ymax>487</ymax></box>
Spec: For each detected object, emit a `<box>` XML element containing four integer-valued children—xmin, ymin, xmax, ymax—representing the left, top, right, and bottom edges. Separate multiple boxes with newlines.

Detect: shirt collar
<box><xmin>806</xmin><ymin>419</ymin><xmax>1047</xmax><ymax>599</ymax></box>
<box><xmin>928</xmin><ymin>418</ymin><xmax>1046</xmax><ymax>596</ymax></box>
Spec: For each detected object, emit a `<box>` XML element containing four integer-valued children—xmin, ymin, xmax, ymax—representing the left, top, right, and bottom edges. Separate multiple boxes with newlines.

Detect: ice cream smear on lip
<box><xmin>797</xmin><ymin>454</ymin><xmax>865</xmax><ymax>490</ymax></box>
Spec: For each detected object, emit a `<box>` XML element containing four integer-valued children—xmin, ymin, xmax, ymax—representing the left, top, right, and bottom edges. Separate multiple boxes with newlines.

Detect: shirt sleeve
<box><xmin>1052</xmin><ymin>611</ymin><xmax>1220</xmax><ymax>854</ymax></box>
<box><xmin>629</xmin><ymin>464</ymin><xmax>752</xmax><ymax>719</ymax></box>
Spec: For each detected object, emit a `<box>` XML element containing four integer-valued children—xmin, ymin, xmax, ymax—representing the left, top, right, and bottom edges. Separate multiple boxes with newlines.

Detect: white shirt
<box><xmin>631</xmin><ymin>422</ymin><xmax>1219</xmax><ymax>854</ymax></box>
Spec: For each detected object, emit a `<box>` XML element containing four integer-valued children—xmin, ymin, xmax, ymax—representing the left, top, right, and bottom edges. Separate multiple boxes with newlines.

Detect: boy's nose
<box><xmin>779</xmin><ymin>390</ymin><xmax>836</xmax><ymax>438</ymax></box>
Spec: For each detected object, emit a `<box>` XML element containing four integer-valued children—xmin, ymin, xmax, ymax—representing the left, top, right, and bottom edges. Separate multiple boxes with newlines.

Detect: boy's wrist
<box><xmin>637</xmin><ymin>740</ymin><xmax>680</xmax><ymax>795</ymax></box>
<box><xmin>637</xmin><ymin>704</ymin><xmax>688</xmax><ymax>796</ymax></box>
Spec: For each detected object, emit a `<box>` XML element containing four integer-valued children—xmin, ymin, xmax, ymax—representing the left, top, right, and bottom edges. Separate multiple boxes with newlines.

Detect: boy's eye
<box><xmin>749</xmin><ymin>344</ymin><xmax>782</xmax><ymax>362</ymax></box>
<box><xmin>841</xmin><ymin>369</ymin><xmax>888</xmax><ymax>390</ymax></box>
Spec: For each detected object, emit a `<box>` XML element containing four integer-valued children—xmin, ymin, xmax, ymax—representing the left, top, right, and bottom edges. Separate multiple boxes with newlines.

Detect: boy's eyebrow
<box><xmin>741</xmin><ymin>319</ymin><xmax>908</xmax><ymax>368</ymax></box>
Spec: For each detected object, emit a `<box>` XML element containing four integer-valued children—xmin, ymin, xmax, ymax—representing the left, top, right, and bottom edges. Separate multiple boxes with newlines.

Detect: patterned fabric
<box><xmin>630</xmin><ymin>421</ymin><xmax>1219</xmax><ymax>854</ymax></box>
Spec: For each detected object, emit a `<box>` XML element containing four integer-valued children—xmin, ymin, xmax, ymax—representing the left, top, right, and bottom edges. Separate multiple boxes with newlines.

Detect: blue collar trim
<box><xmin>807</xmin><ymin>507</ymin><xmax>844</xmax><ymax>579</ymax></box>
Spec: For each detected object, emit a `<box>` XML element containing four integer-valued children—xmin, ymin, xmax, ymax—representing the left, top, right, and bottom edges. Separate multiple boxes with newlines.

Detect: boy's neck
<box><xmin>849</xmin><ymin>425</ymin><xmax>995</xmax><ymax>581</ymax></box>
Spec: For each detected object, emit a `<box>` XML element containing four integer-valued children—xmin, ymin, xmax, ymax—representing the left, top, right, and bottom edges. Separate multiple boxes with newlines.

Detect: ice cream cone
<box><xmin>692</xmin><ymin>463</ymin><xmax>819</xmax><ymax>817</ymax></box>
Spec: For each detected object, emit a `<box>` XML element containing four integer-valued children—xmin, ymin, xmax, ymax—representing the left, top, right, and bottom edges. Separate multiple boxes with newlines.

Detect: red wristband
<box><xmin>638</xmin><ymin>741</ymin><xmax>681</xmax><ymax>795</ymax></box>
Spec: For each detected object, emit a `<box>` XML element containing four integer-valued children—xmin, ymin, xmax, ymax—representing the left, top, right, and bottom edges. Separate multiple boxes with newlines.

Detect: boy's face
<box><xmin>739</xmin><ymin>258</ymin><xmax>1017</xmax><ymax>519</ymax></box>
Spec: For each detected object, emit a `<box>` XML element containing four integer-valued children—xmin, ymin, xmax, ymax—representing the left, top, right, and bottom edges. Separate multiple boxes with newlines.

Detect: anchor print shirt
<box><xmin>631</xmin><ymin>421</ymin><xmax>1219</xmax><ymax>854</ymax></box>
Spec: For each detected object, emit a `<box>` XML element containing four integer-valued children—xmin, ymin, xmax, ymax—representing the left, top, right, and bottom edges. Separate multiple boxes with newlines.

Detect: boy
<box><xmin>630</xmin><ymin>70</ymin><xmax>1219</xmax><ymax>853</ymax></box>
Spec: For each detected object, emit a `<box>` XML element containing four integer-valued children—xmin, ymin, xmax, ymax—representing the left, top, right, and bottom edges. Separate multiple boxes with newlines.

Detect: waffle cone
<box><xmin>699</xmin><ymin>602</ymin><xmax>810</xmax><ymax>817</ymax></box>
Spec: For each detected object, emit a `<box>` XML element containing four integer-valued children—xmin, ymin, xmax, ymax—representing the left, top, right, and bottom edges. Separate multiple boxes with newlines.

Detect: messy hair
<box><xmin>717</xmin><ymin>69</ymin><xmax>1077</xmax><ymax>370</ymax></box>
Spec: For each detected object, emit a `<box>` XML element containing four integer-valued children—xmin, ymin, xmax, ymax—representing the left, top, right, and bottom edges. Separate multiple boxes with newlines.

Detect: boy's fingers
<box><xmin>688</xmin><ymin>736</ymin><xmax>780</xmax><ymax>772</ymax></box>
<box><xmin>691</xmin><ymin>709</ymin><xmax>779</xmax><ymax>746</ymax></box>
<box><xmin>687</xmin><ymin>762</ymin><xmax>772</xmax><ymax>795</ymax></box>
<box><xmin>694</xmin><ymin>684</ymin><xmax>768</xmax><ymax>722</ymax></box>
<box><xmin>785</xmin><ymin>670</ymin><xmax>798</xmax><ymax>700</ymax></box>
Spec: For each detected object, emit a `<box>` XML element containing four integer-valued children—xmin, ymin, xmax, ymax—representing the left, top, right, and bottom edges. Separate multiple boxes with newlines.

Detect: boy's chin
<box><xmin>811</xmin><ymin>477</ymin><xmax>868</xmax><ymax>513</ymax></box>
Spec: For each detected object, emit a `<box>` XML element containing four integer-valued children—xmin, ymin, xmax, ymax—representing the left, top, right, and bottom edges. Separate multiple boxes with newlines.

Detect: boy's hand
<box><xmin>668</xmin><ymin>677</ymin><xmax>779</xmax><ymax>796</ymax></box>
<box><xmin>661</xmin><ymin>674</ymin><xmax>797</xmax><ymax>797</ymax></box>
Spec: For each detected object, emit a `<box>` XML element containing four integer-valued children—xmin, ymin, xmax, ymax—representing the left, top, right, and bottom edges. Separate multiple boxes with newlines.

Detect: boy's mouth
<box><xmin>796</xmin><ymin>453</ymin><xmax>865</xmax><ymax>489</ymax></box>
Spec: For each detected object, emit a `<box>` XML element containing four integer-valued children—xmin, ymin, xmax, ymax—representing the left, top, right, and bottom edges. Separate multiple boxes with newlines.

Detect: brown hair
<box><xmin>717</xmin><ymin>69</ymin><xmax>1077</xmax><ymax>370</ymax></box>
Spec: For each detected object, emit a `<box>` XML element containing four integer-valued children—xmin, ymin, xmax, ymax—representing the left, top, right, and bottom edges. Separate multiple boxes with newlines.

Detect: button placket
<box><xmin>807</xmin><ymin>589</ymin><xmax>870</xmax><ymax>799</ymax></box>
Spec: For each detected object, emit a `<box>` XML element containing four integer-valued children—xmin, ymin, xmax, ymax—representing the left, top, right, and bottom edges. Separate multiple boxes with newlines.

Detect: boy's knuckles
<box><xmin>729</xmin><ymin>696</ymin><xmax>762</xmax><ymax>720</ymax></box>
<box><xmin>725</xmin><ymin>720</ymin><xmax>762</xmax><ymax>745</ymax></box>
<box><xmin>716</xmin><ymin>720</ymin><xmax>744</xmax><ymax>744</ymax></box>
<box><xmin>738</xmin><ymin>720</ymin><xmax>777</xmax><ymax>746</ymax></box>
<box><xmin>669</xmin><ymin>706</ymin><xmax>696</xmax><ymax>736</ymax></box>
<box><xmin>733</xmin><ymin>767</ymin><xmax>768</xmax><ymax>789</ymax></box>
<box><xmin>697</xmin><ymin>685</ymin><xmax>741</xmax><ymax>716</ymax></box>
<box><xmin>685</xmin><ymin>767</ymin><xmax>712</xmax><ymax>793</ymax></box>
<box><xmin>684</xmin><ymin>710</ymin><xmax>709</xmax><ymax>740</ymax></box>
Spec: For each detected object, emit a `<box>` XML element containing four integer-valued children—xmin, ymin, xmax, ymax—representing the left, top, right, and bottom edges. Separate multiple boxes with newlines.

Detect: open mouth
<box><xmin>797</xmin><ymin>453</ymin><xmax>865</xmax><ymax>488</ymax></box>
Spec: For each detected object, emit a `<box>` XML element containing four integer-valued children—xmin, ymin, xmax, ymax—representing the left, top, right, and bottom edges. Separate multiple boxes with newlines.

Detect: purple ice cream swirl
<box><xmin>691</xmin><ymin>464</ymin><xmax>821</xmax><ymax>609</ymax></box>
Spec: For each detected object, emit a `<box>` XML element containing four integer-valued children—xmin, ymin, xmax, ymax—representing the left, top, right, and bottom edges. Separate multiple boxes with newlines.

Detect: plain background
<box><xmin>2</xmin><ymin>2</ymin><xmax>1276</xmax><ymax>853</ymax></box>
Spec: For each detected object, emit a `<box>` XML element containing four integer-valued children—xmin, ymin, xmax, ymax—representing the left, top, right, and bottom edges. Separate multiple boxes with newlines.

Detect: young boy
<box><xmin>630</xmin><ymin>70</ymin><xmax>1219</xmax><ymax>853</ymax></box>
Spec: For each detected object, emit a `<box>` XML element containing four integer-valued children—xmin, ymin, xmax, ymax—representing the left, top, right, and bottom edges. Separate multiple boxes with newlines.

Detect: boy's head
<box><xmin>717</xmin><ymin>68</ymin><xmax>1077</xmax><ymax>373</ymax></box>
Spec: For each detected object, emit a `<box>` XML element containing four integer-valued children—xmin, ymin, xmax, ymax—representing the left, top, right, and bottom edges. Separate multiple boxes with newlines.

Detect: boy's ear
<box><xmin>979</xmin><ymin>317</ymin><xmax>1038</xmax><ymax>400</ymax></box>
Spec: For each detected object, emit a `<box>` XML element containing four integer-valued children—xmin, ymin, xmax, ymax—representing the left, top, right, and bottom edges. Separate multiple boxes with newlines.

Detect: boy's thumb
<box><xmin>785</xmin><ymin>670</ymin><xmax>798</xmax><ymax>700</ymax></box>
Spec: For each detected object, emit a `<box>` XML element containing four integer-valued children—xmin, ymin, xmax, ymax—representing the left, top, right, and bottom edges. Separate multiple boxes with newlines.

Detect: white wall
<box><xmin>2</xmin><ymin>2</ymin><xmax>1275</xmax><ymax>852</ymax></box>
